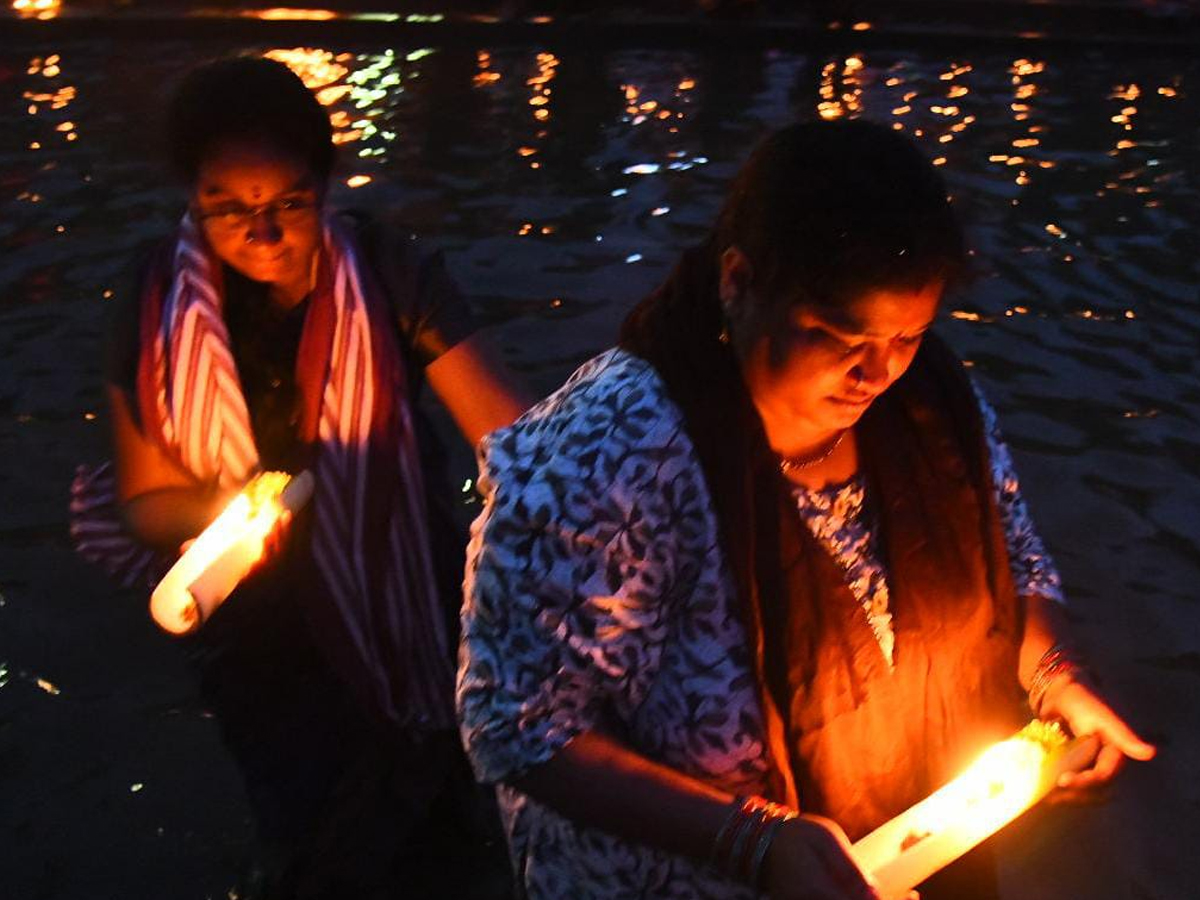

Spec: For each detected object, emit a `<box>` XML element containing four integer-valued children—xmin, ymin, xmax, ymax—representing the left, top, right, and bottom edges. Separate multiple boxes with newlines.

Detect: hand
<box><xmin>1040</xmin><ymin>677</ymin><xmax>1156</xmax><ymax>801</ymax></box>
<box><xmin>176</xmin><ymin>509</ymin><xmax>293</xmax><ymax>565</ymax></box>
<box><xmin>762</xmin><ymin>814</ymin><xmax>882</xmax><ymax>900</ymax></box>
<box><xmin>259</xmin><ymin>506</ymin><xmax>294</xmax><ymax>565</ymax></box>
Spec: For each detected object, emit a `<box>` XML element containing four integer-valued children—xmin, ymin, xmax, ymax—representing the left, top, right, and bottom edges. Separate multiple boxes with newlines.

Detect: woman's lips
<box><xmin>247</xmin><ymin>251</ymin><xmax>288</xmax><ymax>265</ymax></box>
<box><xmin>829</xmin><ymin>393</ymin><xmax>876</xmax><ymax>408</ymax></box>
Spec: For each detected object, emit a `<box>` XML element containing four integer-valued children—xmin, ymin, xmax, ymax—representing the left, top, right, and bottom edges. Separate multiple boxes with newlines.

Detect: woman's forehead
<box><xmin>194</xmin><ymin>140</ymin><xmax>317</xmax><ymax>198</ymax></box>
<box><xmin>798</xmin><ymin>282</ymin><xmax>943</xmax><ymax>336</ymax></box>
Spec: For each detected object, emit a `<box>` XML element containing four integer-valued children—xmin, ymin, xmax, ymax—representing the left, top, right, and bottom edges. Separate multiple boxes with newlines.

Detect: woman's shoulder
<box><xmin>477</xmin><ymin>348</ymin><xmax>696</xmax><ymax>500</ymax></box>
<box><xmin>485</xmin><ymin>349</ymin><xmax>683</xmax><ymax>455</ymax></box>
<box><xmin>341</xmin><ymin>209</ymin><xmax>477</xmax><ymax>366</ymax></box>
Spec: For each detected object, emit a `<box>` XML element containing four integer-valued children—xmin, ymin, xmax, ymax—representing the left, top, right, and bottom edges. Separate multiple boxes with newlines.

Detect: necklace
<box><xmin>778</xmin><ymin>430</ymin><xmax>847</xmax><ymax>475</ymax></box>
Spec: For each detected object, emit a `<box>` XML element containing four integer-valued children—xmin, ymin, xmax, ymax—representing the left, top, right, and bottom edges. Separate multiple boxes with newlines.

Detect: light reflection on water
<box><xmin>0</xmin><ymin>41</ymin><xmax>1195</xmax><ymax>499</ymax></box>
<box><xmin>0</xmin><ymin>33</ymin><xmax>1197</xmax><ymax>899</ymax></box>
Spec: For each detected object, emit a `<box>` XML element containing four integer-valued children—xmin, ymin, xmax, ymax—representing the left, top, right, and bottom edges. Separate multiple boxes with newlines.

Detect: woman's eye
<box><xmin>828</xmin><ymin>333</ymin><xmax>864</xmax><ymax>356</ymax></box>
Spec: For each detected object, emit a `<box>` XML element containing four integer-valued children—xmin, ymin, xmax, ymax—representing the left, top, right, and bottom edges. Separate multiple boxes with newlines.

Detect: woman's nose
<box><xmin>858</xmin><ymin>343</ymin><xmax>893</xmax><ymax>388</ymax></box>
<box><xmin>246</xmin><ymin>209</ymin><xmax>283</xmax><ymax>244</ymax></box>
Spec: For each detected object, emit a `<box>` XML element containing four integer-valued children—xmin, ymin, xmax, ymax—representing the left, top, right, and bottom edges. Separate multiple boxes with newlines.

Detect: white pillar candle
<box><xmin>149</xmin><ymin>470</ymin><xmax>314</xmax><ymax>635</ymax></box>
<box><xmin>851</xmin><ymin>721</ymin><xmax>1098</xmax><ymax>900</ymax></box>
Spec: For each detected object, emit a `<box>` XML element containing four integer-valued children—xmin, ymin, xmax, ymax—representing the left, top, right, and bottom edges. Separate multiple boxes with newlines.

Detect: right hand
<box><xmin>762</xmin><ymin>814</ymin><xmax>882</xmax><ymax>900</ymax></box>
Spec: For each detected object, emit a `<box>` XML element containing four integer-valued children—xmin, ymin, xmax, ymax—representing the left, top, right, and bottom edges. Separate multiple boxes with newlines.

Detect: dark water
<box><xmin>1</xmin><ymin>25</ymin><xmax>1197</xmax><ymax>900</ymax></box>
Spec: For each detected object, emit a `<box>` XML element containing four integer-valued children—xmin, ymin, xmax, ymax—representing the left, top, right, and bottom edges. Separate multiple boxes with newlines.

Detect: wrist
<box><xmin>1029</xmin><ymin>643</ymin><xmax>1087</xmax><ymax>717</ymax></box>
<box><xmin>710</xmin><ymin>795</ymin><xmax>797</xmax><ymax>889</ymax></box>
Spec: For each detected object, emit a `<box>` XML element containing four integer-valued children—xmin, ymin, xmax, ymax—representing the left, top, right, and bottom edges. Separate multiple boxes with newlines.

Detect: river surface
<box><xmin>0</xmin><ymin>20</ymin><xmax>1197</xmax><ymax>900</ymax></box>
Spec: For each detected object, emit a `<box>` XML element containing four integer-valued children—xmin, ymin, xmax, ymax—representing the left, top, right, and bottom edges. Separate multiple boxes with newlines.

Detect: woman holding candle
<box><xmin>457</xmin><ymin>120</ymin><xmax>1155</xmax><ymax>900</ymax></box>
<box><xmin>72</xmin><ymin>57</ymin><xmax>525</xmax><ymax>898</ymax></box>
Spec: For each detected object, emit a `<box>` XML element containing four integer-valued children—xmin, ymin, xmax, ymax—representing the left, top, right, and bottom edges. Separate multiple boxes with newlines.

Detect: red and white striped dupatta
<box><xmin>70</xmin><ymin>213</ymin><xmax>454</xmax><ymax>729</ymax></box>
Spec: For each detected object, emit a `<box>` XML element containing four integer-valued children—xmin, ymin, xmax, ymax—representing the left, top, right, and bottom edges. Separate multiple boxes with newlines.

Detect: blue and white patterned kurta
<box><xmin>457</xmin><ymin>348</ymin><xmax>1063</xmax><ymax>900</ymax></box>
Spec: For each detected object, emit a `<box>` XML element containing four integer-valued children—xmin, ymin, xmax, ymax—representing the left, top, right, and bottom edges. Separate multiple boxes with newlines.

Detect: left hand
<box><xmin>1039</xmin><ymin>677</ymin><xmax>1156</xmax><ymax>801</ymax></box>
<box><xmin>260</xmin><ymin>506</ymin><xmax>294</xmax><ymax>564</ymax></box>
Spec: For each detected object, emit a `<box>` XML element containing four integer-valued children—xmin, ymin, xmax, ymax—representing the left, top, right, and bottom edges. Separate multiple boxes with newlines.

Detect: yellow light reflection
<box><xmin>12</xmin><ymin>0</ymin><xmax>60</xmax><ymax>19</ymax></box>
<box><xmin>266</xmin><ymin>47</ymin><xmax>403</xmax><ymax>163</ymax></box>
<box><xmin>266</xmin><ymin>48</ymin><xmax>349</xmax><ymax>100</ymax></box>
<box><xmin>526</xmin><ymin>51</ymin><xmax>558</xmax><ymax>127</ymax></box>
<box><xmin>248</xmin><ymin>8</ymin><xmax>337</xmax><ymax>20</ymax></box>
<box><xmin>474</xmin><ymin>50</ymin><xmax>501</xmax><ymax>88</ymax></box>
<box><xmin>817</xmin><ymin>56</ymin><xmax>865</xmax><ymax>121</ymax></box>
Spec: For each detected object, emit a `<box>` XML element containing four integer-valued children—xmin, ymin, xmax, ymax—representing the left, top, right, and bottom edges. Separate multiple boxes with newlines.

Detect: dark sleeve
<box><xmin>355</xmin><ymin>213</ymin><xmax>478</xmax><ymax>368</ymax></box>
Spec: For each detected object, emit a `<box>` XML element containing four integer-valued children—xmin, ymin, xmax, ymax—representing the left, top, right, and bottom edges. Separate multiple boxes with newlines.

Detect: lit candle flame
<box><xmin>852</xmin><ymin>721</ymin><xmax>1092</xmax><ymax>900</ymax></box>
<box><xmin>149</xmin><ymin>471</ymin><xmax>313</xmax><ymax>635</ymax></box>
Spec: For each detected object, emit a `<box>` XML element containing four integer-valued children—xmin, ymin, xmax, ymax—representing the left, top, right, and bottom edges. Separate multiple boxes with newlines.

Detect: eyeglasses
<box><xmin>194</xmin><ymin>196</ymin><xmax>318</xmax><ymax>232</ymax></box>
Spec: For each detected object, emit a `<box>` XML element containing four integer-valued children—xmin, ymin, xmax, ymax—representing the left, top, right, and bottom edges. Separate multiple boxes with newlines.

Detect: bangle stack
<box><xmin>1028</xmin><ymin>643</ymin><xmax>1085</xmax><ymax>716</ymax></box>
<box><xmin>711</xmin><ymin>795</ymin><xmax>798</xmax><ymax>889</ymax></box>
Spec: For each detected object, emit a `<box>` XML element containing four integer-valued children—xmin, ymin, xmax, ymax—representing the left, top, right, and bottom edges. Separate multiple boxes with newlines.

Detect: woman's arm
<box><xmin>515</xmin><ymin>731</ymin><xmax>878</xmax><ymax>900</ymax></box>
<box><xmin>1020</xmin><ymin>591</ymin><xmax>1155</xmax><ymax>792</ymax></box>
<box><xmin>977</xmin><ymin>385</ymin><xmax>1157</xmax><ymax>788</ymax></box>
<box><xmin>107</xmin><ymin>385</ymin><xmax>232</xmax><ymax>553</ymax></box>
<box><xmin>424</xmin><ymin>332</ymin><xmax>531</xmax><ymax>445</ymax></box>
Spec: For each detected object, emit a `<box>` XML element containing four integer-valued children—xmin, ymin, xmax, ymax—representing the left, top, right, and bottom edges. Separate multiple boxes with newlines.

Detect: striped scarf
<box><xmin>71</xmin><ymin>213</ymin><xmax>454</xmax><ymax>729</ymax></box>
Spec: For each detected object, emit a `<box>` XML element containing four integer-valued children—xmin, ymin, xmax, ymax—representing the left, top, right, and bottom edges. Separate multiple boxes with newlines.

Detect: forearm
<box><xmin>427</xmin><ymin>333</ymin><xmax>532</xmax><ymax>445</ymax></box>
<box><xmin>119</xmin><ymin>484</ymin><xmax>232</xmax><ymax>554</ymax></box>
<box><xmin>511</xmin><ymin>730</ymin><xmax>735</xmax><ymax>862</ymax></box>
<box><xmin>1018</xmin><ymin>591</ymin><xmax>1073</xmax><ymax>693</ymax></box>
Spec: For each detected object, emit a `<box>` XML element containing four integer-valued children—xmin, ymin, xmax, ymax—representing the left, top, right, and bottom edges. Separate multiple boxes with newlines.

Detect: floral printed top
<box><xmin>457</xmin><ymin>348</ymin><xmax>1063</xmax><ymax>900</ymax></box>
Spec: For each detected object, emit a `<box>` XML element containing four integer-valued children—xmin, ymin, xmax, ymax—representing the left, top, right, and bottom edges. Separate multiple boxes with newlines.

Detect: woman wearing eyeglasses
<box><xmin>72</xmin><ymin>57</ymin><xmax>524</xmax><ymax>898</ymax></box>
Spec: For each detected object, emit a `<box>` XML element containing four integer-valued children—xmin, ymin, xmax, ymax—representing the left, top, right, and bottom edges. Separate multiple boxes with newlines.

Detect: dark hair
<box><xmin>165</xmin><ymin>56</ymin><xmax>335</xmax><ymax>185</ymax></box>
<box><xmin>715</xmin><ymin>119</ymin><xmax>967</xmax><ymax>322</ymax></box>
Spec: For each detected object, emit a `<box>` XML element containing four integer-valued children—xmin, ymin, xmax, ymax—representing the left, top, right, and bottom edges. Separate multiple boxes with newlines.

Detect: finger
<box><xmin>1046</xmin><ymin>782</ymin><xmax>1112</xmax><ymax>806</ymax></box>
<box><xmin>1059</xmin><ymin>744</ymin><xmax>1125</xmax><ymax>791</ymax></box>
<box><xmin>815</xmin><ymin>837</ymin><xmax>876</xmax><ymax>898</ymax></box>
<box><xmin>1098</xmin><ymin>717</ymin><xmax>1157</xmax><ymax>761</ymax></box>
<box><xmin>1092</xmin><ymin>742</ymin><xmax>1128</xmax><ymax>782</ymax></box>
<box><xmin>797</xmin><ymin>822</ymin><xmax>864</xmax><ymax>892</ymax></box>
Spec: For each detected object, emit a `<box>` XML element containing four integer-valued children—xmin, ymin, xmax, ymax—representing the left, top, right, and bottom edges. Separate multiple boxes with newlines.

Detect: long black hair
<box><xmin>718</xmin><ymin>118</ymin><xmax>967</xmax><ymax>338</ymax></box>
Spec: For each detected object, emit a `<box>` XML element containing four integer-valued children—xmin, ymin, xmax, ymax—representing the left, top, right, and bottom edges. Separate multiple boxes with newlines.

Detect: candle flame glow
<box><xmin>149</xmin><ymin>472</ymin><xmax>307</xmax><ymax>635</ymax></box>
<box><xmin>852</xmin><ymin>722</ymin><xmax>1073</xmax><ymax>900</ymax></box>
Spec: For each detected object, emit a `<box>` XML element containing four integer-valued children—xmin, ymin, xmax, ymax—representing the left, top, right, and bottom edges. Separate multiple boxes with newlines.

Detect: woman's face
<box><xmin>191</xmin><ymin>139</ymin><xmax>324</xmax><ymax>300</ymax></box>
<box><xmin>735</xmin><ymin>269</ymin><xmax>942</xmax><ymax>452</ymax></box>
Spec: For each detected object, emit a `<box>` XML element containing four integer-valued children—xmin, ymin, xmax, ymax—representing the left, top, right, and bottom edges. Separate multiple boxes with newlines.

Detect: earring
<box><xmin>718</xmin><ymin>301</ymin><xmax>733</xmax><ymax>345</ymax></box>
